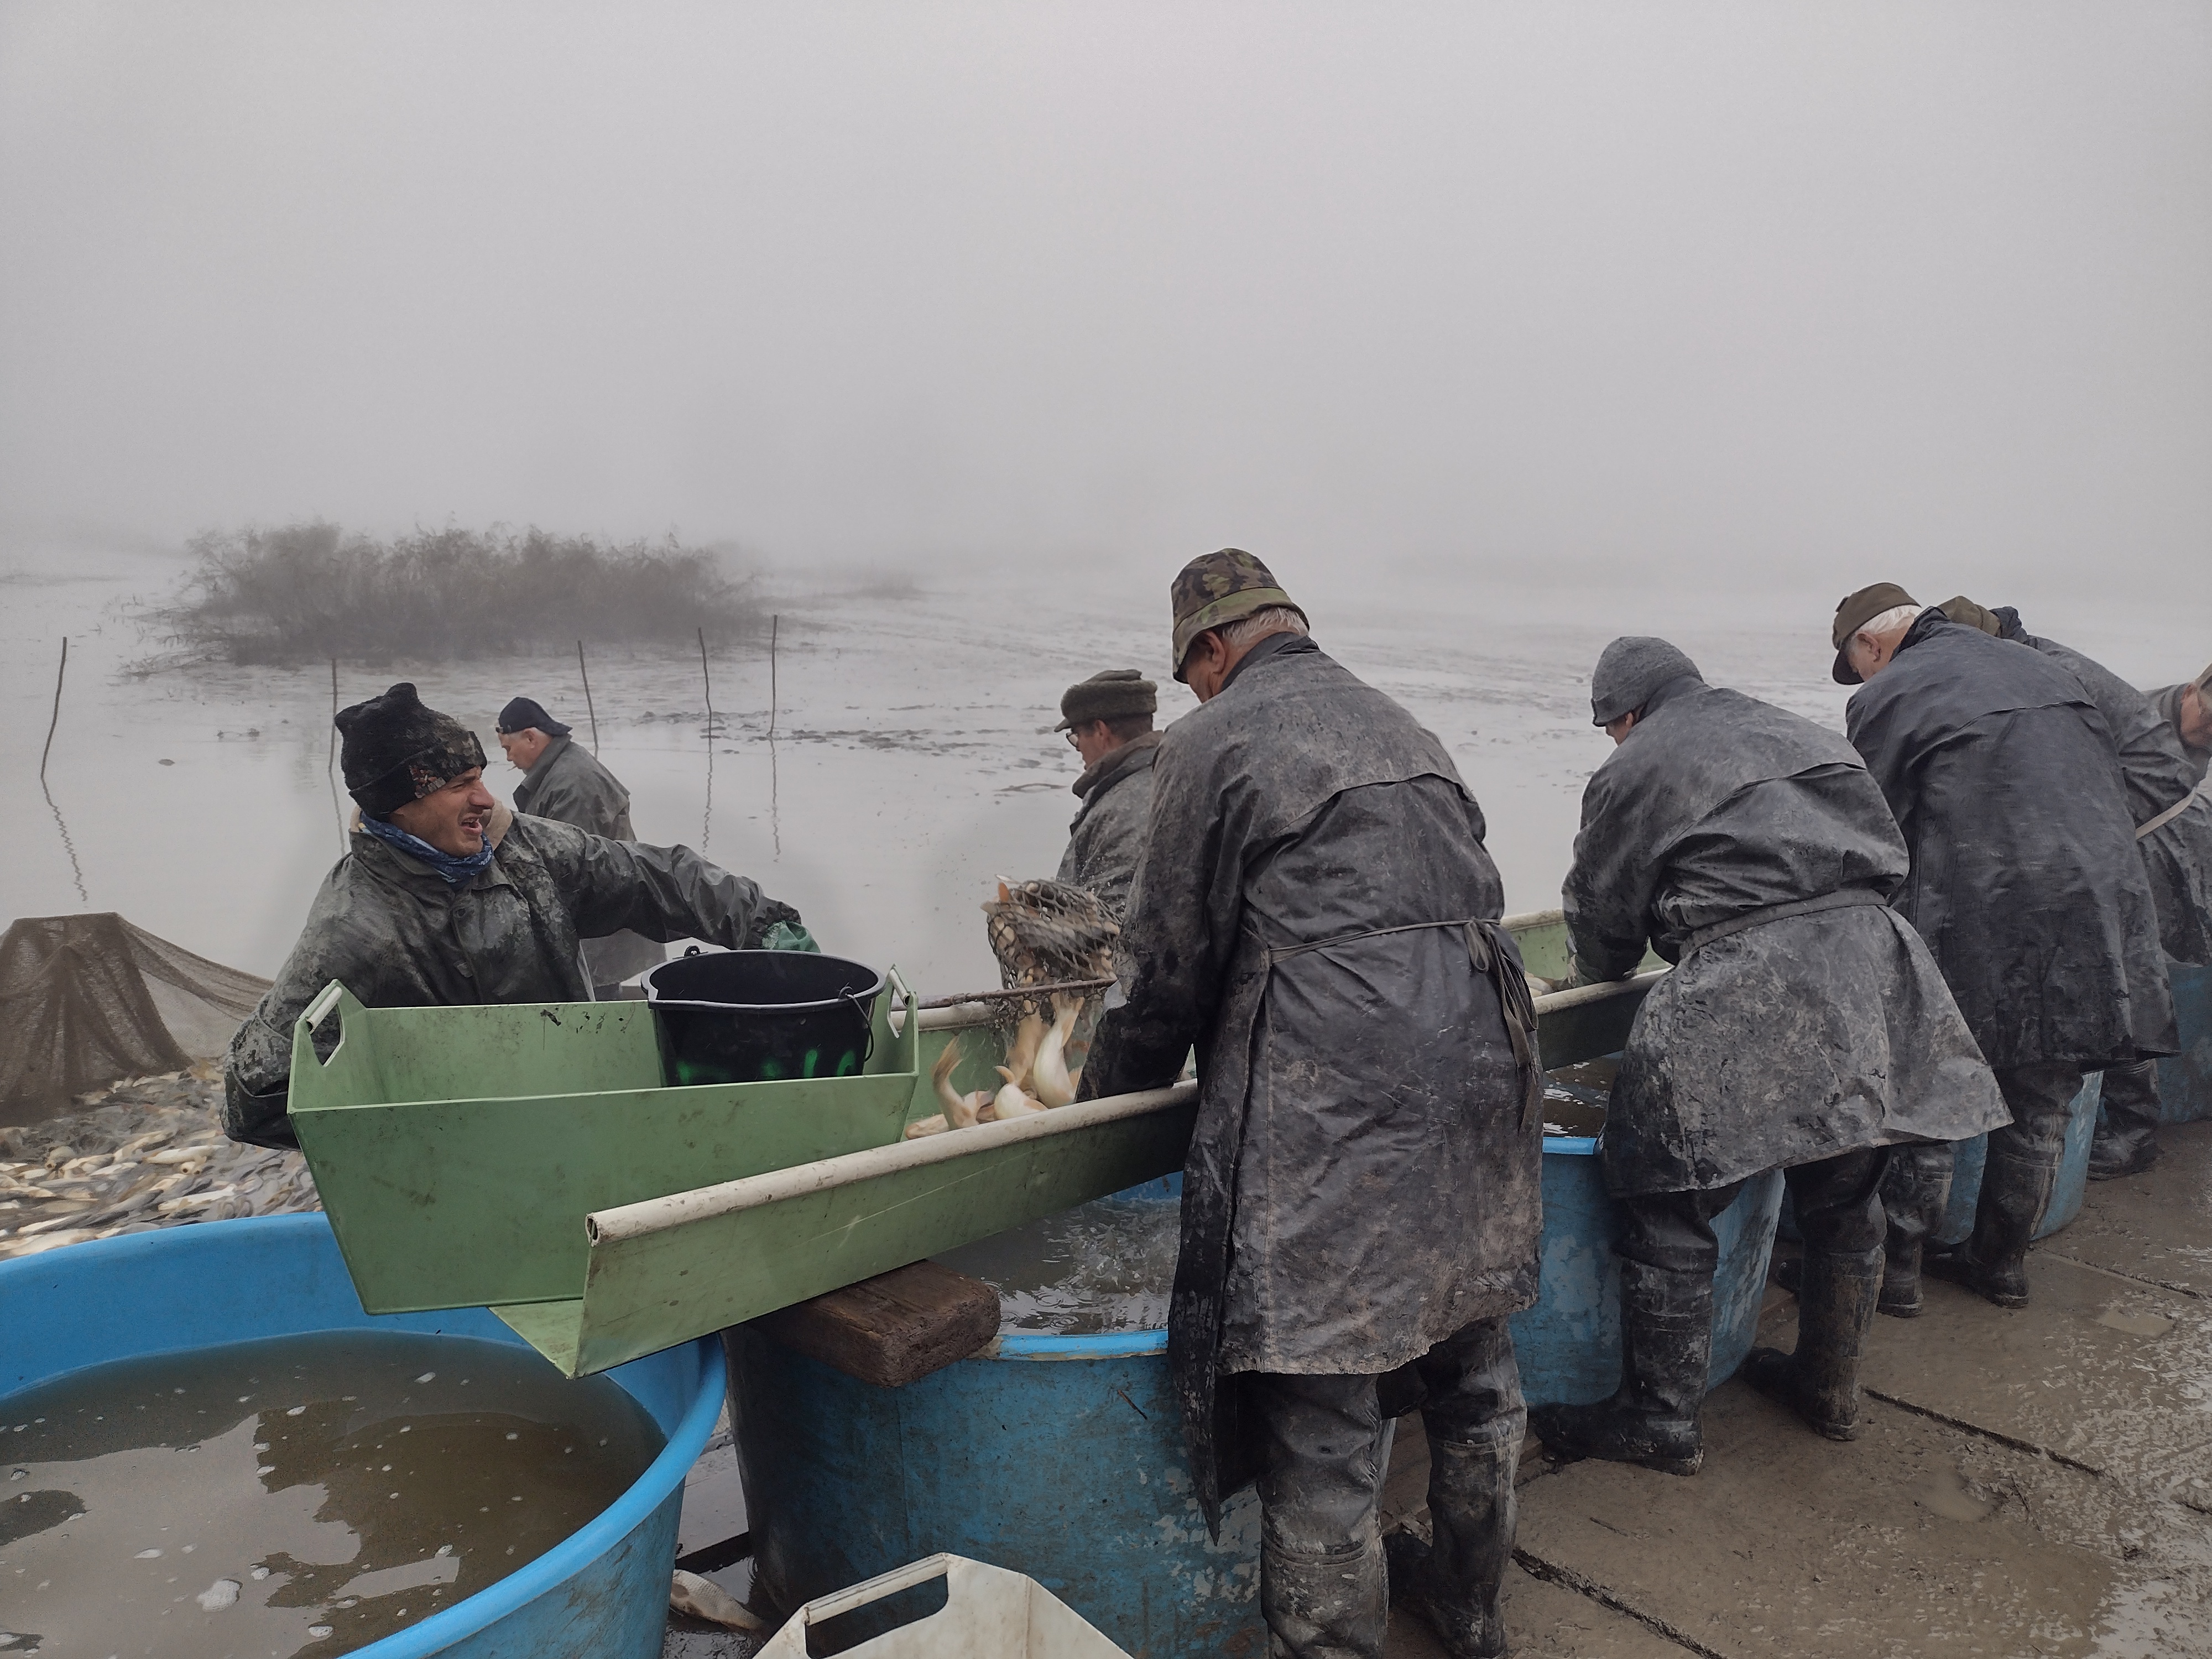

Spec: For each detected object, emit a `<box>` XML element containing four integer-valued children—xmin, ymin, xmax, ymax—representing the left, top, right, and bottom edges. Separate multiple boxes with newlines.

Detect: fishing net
<box><xmin>0</xmin><ymin>914</ymin><xmax>272</xmax><ymax>1128</ymax></box>
<box><xmin>974</xmin><ymin>878</ymin><xmax>1119</xmax><ymax>1036</ymax></box>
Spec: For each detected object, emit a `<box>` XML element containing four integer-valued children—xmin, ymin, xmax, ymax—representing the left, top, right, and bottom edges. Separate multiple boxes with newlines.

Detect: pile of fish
<box><xmin>0</xmin><ymin>1064</ymin><xmax>320</xmax><ymax>1261</ymax></box>
<box><xmin>905</xmin><ymin>994</ymin><xmax>1087</xmax><ymax>1138</ymax></box>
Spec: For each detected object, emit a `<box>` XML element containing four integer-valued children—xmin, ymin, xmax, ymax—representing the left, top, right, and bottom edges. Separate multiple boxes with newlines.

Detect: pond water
<box><xmin>3</xmin><ymin>545</ymin><xmax>2196</xmax><ymax>1002</ymax></box>
<box><xmin>0</xmin><ymin>1329</ymin><xmax>661</xmax><ymax>1658</ymax></box>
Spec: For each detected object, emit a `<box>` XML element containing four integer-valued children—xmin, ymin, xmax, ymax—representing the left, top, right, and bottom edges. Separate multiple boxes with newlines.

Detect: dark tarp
<box><xmin>1562</xmin><ymin>677</ymin><xmax>2005</xmax><ymax>1197</ymax></box>
<box><xmin>1845</xmin><ymin>609</ymin><xmax>2174</xmax><ymax>1070</ymax></box>
<box><xmin>0</xmin><ymin>914</ymin><xmax>270</xmax><ymax>1128</ymax></box>
<box><xmin>1083</xmin><ymin>635</ymin><xmax>1542</xmax><ymax>1529</ymax></box>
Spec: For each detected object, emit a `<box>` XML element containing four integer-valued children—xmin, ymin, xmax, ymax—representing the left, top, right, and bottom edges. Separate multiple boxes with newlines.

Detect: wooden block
<box><xmin>748</xmin><ymin>1259</ymin><xmax>1000</xmax><ymax>1388</ymax></box>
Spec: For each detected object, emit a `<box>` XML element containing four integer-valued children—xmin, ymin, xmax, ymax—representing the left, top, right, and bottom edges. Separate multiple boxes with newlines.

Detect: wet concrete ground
<box><xmin>1385</xmin><ymin>1120</ymin><xmax>2212</xmax><ymax>1658</ymax></box>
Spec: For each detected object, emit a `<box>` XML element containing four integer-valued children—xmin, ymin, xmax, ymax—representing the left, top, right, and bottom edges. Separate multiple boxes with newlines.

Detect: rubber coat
<box><xmin>1845</xmin><ymin>610</ymin><xmax>2176</xmax><ymax>1070</ymax></box>
<box><xmin>1055</xmin><ymin>732</ymin><xmax>1159</xmax><ymax>917</ymax></box>
<box><xmin>225</xmin><ymin>808</ymin><xmax>775</xmax><ymax>1147</ymax></box>
<box><xmin>1563</xmin><ymin>676</ymin><xmax>2006</xmax><ymax>1197</ymax></box>
<box><xmin>1984</xmin><ymin>617</ymin><xmax>2212</xmax><ymax>967</ymax></box>
<box><xmin>2148</xmin><ymin>684</ymin><xmax>2209</xmax><ymax>786</ymax></box>
<box><xmin>512</xmin><ymin>733</ymin><xmax>667</xmax><ymax>986</ymax></box>
<box><xmin>1081</xmin><ymin>636</ymin><xmax>1542</xmax><ymax>1532</ymax></box>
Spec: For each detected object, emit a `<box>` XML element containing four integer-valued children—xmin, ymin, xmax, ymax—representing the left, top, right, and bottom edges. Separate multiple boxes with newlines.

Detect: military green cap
<box><xmin>1936</xmin><ymin>595</ymin><xmax>2004</xmax><ymax>637</ymax></box>
<box><xmin>1830</xmin><ymin>582</ymin><xmax>1920</xmax><ymax>686</ymax></box>
<box><xmin>1056</xmin><ymin>669</ymin><xmax>1157</xmax><ymax>731</ymax></box>
<box><xmin>1169</xmin><ymin>548</ymin><xmax>1308</xmax><ymax>681</ymax></box>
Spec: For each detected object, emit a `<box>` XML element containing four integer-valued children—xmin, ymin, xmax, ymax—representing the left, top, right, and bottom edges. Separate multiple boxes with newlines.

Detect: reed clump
<box><xmin>155</xmin><ymin>520</ymin><xmax>757</xmax><ymax>664</ymax></box>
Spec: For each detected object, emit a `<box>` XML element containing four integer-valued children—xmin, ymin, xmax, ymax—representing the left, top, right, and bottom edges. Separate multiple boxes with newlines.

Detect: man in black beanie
<box><xmin>223</xmin><ymin>682</ymin><xmax>802</xmax><ymax>1149</ymax></box>
<box><xmin>497</xmin><ymin>695</ymin><xmax>666</xmax><ymax>997</ymax></box>
<box><xmin>1532</xmin><ymin>638</ymin><xmax>2001</xmax><ymax>1474</ymax></box>
<box><xmin>1053</xmin><ymin>669</ymin><xmax>1161</xmax><ymax>916</ymax></box>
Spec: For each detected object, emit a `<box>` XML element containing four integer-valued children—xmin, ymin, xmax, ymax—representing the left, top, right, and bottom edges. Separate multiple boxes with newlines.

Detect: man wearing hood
<box><xmin>1831</xmin><ymin>586</ymin><xmax>2173</xmax><ymax>1310</ymax></box>
<box><xmin>225</xmin><ymin>683</ymin><xmax>801</xmax><ymax>1150</ymax></box>
<box><xmin>1935</xmin><ymin>601</ymin><xmax>2212</xmax><ymax>1180</ymax></box>
<box><xmin>1080</xmin><ymin>550</ymin><xmax>1543</xmax><ymax>1659</ymax></box>
<box><xmin>1531</xmin><ymin>639</ymin><xmax>2001</xmax><ymax>1474</ymax></box>
<box><xmin>495</xmin><ymin>695</ymin><xmax>667</xmax><ymax>997</ymax></box>
<box><xmin>1052</xmin><ymin>669</ymin><xmax>1161</xmax><ymax>917</ymax></box>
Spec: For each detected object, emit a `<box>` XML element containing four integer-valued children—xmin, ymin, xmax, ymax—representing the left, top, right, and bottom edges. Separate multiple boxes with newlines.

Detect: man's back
<box><xmin>514</xmin><ymin>734</ymin><xmax>634</xmax><ymax>839</ymax></box>
<box><xmin>1846</xmin><ymin>611</ymin><xmax>2169</xmax><ymax>1070</ymax></box>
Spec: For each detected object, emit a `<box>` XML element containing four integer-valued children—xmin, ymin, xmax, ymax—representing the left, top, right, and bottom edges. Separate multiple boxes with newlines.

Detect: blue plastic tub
<box><xmin>730</xmin><ymin>1322</ymin><xmax>1264</xmax><ymax>1659</ymax></box>
<box><xmin>2157</xmin><ymin>962</ymin><xmax>2211</xmax><ymax>1124</ymax></box>
<box><xmin>1510</xmin><ymin>1133</ymin><xmax>1784</xmax><ymax>1406</ymax></box>
<box><xmin>0</xmin><ymin>1214</ymin><xmax>724</xmax><ymax>1659</ymax></box>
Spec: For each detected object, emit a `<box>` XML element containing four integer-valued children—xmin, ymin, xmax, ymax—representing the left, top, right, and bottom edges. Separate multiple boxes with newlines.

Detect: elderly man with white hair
<box><xmin>1830</xmin><ymin>585</ymin><xmax>2173</xmax><ymax>1311</ymax></box>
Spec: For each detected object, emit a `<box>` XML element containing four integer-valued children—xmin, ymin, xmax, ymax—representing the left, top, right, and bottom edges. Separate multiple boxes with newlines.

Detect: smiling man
<box><xmin>223</xmin><ymin>682</ymin><xmax>800</xmax><ymax>1149</ymax></box>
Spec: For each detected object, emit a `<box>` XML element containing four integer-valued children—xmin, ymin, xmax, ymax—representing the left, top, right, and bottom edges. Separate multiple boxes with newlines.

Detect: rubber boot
<box><xmin>1527</xmin><ymin>1260</ymin><xmax>1709</xmax><ymax>1477</ymax></box>
<box><xmin>1875</xmin><ymin>1141</ymin><xmax>1954</xmax><ymax>1319</ymax></box>
<box><xmin>1262</xmin><ymin>1532</ymin><xmax>1387</xmax><ymax>1659</ymax></box>
<box><xmin>1385</xmin><ymin>1421</ymin><xmax>1517</xmax><ymax>1658</ymax></box>
<box><xmin>1741</xmin><ymin>1244</ymin><xmax>1882</xmax><ymax>1441</ymax></box>
<box><xmin>1925</xmin><ymin>1142</ymin><xmax>2055</xmax><ymax>1308</ymax></box>
<box><xmin>2089</xmin><ymin>1060</ymin><xmax>2162</xmax><ymax>1181</ymax></box>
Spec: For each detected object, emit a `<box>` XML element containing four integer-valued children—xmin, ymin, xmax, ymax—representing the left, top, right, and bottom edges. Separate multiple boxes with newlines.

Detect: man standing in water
<box><xmin>226</xmin><ymin>683</ymin><xmax>801</xmax><ymax>1149</ymax></box>
<box><xmin>496</xmin><ymin>695</ymin><xmax>667</xmax><ymax>997</ymax></box>
<box><xmin>1833</xmin><ymin>586</ymin><xmax>2172</xmax><ymax>1310</ymax></box>
<box><xmin>1530</xmin><ymin>639</ymin><xmax>2001</xmax><ymax>1473</ymax></box>
<box><xmin>1934</xmin><ymin>602</ymin><xmax>2212</xmax><ymax>1180</ymax></box>
<box><xmin>1053</xmin><ymin>669</ymin><xmax>1160</xmax><ymax>917</ymax></box>
<box><xmin>1081</xmin><ymin>551</ymin><xmax>1543</xmax><ymax>1659</ymax></box>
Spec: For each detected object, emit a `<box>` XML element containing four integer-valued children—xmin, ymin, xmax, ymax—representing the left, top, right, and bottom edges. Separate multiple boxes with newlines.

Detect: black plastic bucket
<box><xmin>642</xmin><ymin>949</ymin><xmax>886</xmax><ymax>1087</ymax></box>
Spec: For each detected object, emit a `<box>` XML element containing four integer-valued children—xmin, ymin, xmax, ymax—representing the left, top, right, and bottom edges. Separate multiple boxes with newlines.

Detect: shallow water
<box><xmin>935</xmin><ymin>1177</ymin><xmax>1182</xmax><ymax>1335</ymax></box>
<box><xmin>0</xmin><ymin>1329</ymin><xmax>661</xmax><ymax>1658</ymax></box>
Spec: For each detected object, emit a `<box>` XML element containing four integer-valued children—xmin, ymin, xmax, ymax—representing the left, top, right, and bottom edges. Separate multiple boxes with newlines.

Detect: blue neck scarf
<box><xmin>360</xmin><ymin>813</ymin><xmax>498</xmax><ymax>888</ymax></box>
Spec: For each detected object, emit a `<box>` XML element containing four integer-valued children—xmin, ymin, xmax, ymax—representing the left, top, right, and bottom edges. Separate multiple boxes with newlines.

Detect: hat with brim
<box><xmin>1830</xmin><ymin>582</ymin><xmax>1920</xmax><ymax>686</ymax></box>
<box><xmin>1170</xmin><ymin>548</ymin><xmax>1307</xmax><ymax>681</ymax></box>
<box><xmin>1055</xmin><ymin>669</ymin><xmax>1157</xmax><ymax>731</ymax></box>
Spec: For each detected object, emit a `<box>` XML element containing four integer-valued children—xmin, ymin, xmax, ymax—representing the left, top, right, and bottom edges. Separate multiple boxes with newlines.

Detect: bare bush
<box><xmin>152</xmin><ymin>521</ymin><xmax>758</xmax><ymax>664</ymax></box>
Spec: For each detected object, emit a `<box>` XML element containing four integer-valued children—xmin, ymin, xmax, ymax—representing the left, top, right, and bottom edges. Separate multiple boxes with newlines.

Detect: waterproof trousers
<box><xmin>1886</xmin><ymin>1063</ymin><xmax>2081</xmax><ymax>1284</ymax></box>
<box><xmin>1249</xmin><ymin>1317</ymin><xmax>1523</xmax><ymax>1659</ymax></box>
<box><xmin>1616</xmin><ymin>1148</ymin><xmax>1888</xmax><ymax>1412</ymax></box>
<box><xmin>2094</xmin><ymin>1059</ymin><xmax>2163</xmax><ymax>1169</ymax></box>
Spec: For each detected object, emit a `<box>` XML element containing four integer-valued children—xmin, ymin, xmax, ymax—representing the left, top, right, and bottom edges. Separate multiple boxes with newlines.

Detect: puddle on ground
<box><xmin>1911</xmin><ymin>1462</ymin><xmax>1996</xmax><ymax>1524</ymax></box>
<box><xmin>2096</xmin><ymin>1307</ymin><xmax>2176</xmax><ymax>1339</ymax></box>
<box><xmin>0</xmin><ymin>1329</ymin><xmax>662</xmax><ymax>1657</ymax></box>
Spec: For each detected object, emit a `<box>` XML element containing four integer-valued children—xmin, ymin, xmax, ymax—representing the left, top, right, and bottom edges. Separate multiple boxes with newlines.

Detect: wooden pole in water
<box><xmin>39</xmin><ymin>638</ymin><xmax>67</xmax><ymax>782</ymax></box>
<box><xmin>577</xmin><ymin>640</ymin><xmax>601</xmax><ymax>754</ymax></box>
<box><xmin>697</xmin><ymin>627</ymin><xmax>714</xmax><ymax>737</ymax></box>
<box><xmin>768</xmin><ymin>614</ymin><xmax>779</xmax><ymax>738</ymax></box>
<box><xmin>327</xmin><ymin>659</ymin><xmax>338</xmax><ymax>771</ymax></box>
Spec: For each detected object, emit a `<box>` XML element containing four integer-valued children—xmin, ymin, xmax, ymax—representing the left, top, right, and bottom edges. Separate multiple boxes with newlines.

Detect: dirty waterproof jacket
<box><xmin>1846</xmin><ymin>611</ymin><xmax>2175</xmax><ymax>1070</ymax></box>
<box><xmin>1054</xmin><ymin>732</ymin><xmax>1159</xmax><ymax>917</ymax></box>
<box><xmin>512</xmin><ymin>734</ymin><xmax>666</xmax><ymax>986</ymax></box>
<box><xmin>1564</xmin><ymin>677</ymin><xmax>2005</xmax><ymax>1197</ymax></box>
<box><xmin>1082</xmin><ymin>635</ymin><xmax>1542</xmax><ymax>1530</ymax></box>
<box><xmin>225</xmin><ymin>809</ymin><xmax>770</xmax><ymax>1149</ymax></box>
<box><xmin>1988</xmin><ymin>615</ymin><xmax>2212</xmax><ymax>966</ymax></box>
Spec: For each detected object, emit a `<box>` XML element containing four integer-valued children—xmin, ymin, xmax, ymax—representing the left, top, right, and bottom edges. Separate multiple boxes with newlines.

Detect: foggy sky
<box><xmin>2</xmin><ymin>3</ymin><xmax>2206</xmax><ymax>594</ymax></box>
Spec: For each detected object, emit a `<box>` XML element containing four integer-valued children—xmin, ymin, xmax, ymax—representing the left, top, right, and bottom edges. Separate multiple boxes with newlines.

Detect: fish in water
<box><xmin>1031</xmin><ymin>995</ymin><xmax>1081</xmax><ymax>1108</ymax></box>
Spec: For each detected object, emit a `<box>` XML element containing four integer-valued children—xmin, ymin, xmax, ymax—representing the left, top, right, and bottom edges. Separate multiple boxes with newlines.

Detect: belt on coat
<box><xmin>1681</xmin><ymin>887</ymin><xmax>1887</xmax><ymax>955</ymax></box>
<box><xmin>1246</xmin><ymin>916</ymin><xmax>1546</xmax><ymax>1130</ymax></box>
<box><xmin>2137</xmin><ymin>776</ymin><xmax>2210</xmax><ymax>841</ymax></box>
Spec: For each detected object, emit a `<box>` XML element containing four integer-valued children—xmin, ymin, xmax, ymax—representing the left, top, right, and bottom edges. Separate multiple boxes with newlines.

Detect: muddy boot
<box><xmin>1875</xmin><ymin>1140</ymin><xmax>1954</xmax><ymax>1318</ymax></box>
<box><xmin>1527</xmin><ymin>1260</ymin><xmax>1709</xmax><ymax>1477</ymax></box>
<box><xmin>1741</xmin><ymin>1245</ymin><xmax>1881</xmax><ymax>1441</ymax></box>
<box><xmin>2089</xmin><ymin>1061</ymin><xmax>2162</xmax><ymax>1181</ymax></box>
<box><xmin>1385</xmin><ymin>1529</ymin><xmax>1506</xmax><ymax>1659</ymax></box>
<box><xmin>1264</xmin><ymin>1533</ymin><xmax>1387</xmax><ymax>1659</ymax></box>
<box><xmin>1924</xmin><ymin>1142</ymin><xmax>2056</xmax><ymax>1309</ymax></box>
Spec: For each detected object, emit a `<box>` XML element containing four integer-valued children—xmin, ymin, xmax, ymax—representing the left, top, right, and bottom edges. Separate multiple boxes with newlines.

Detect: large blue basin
<box><xmin>1511</xmin><ymin>1133</ymin><xmax>1784</xmax><ymax>1406</ymax></box>
<box><xmin>1938</xmin><ymin>1072</ymin><xmax>2101</xmax><ymax>1246</ymax></box>
<box><xmin>0</xmin><ymin>1214</ymin><xmax>723</xmax><ymax>1659</ymax></box>
<box><xmin>2157</xmin><ymin>962</ymin><xmax>2212</xmax><ymax>1124</ymax></box>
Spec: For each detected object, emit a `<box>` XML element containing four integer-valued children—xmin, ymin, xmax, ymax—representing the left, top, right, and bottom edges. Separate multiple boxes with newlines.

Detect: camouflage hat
<box><xmin>2194</xmin><ymin>660</ymin><xmax>2212</xmax><ymax>694</ymax></box>
<box><xmin>1830</xmin><ymin>582</ymin><xmax>1920</xmax><ymax>686</ymax></box>
<box><xmin>1055</xmin><ymin>669</ymin><xmax>1157</xmax><ymax>731</ymax></box>
<box><xmin>1168</xmin><ymin>549</ymin><xmax>1308</xmax><ymax>681</ymax></box>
